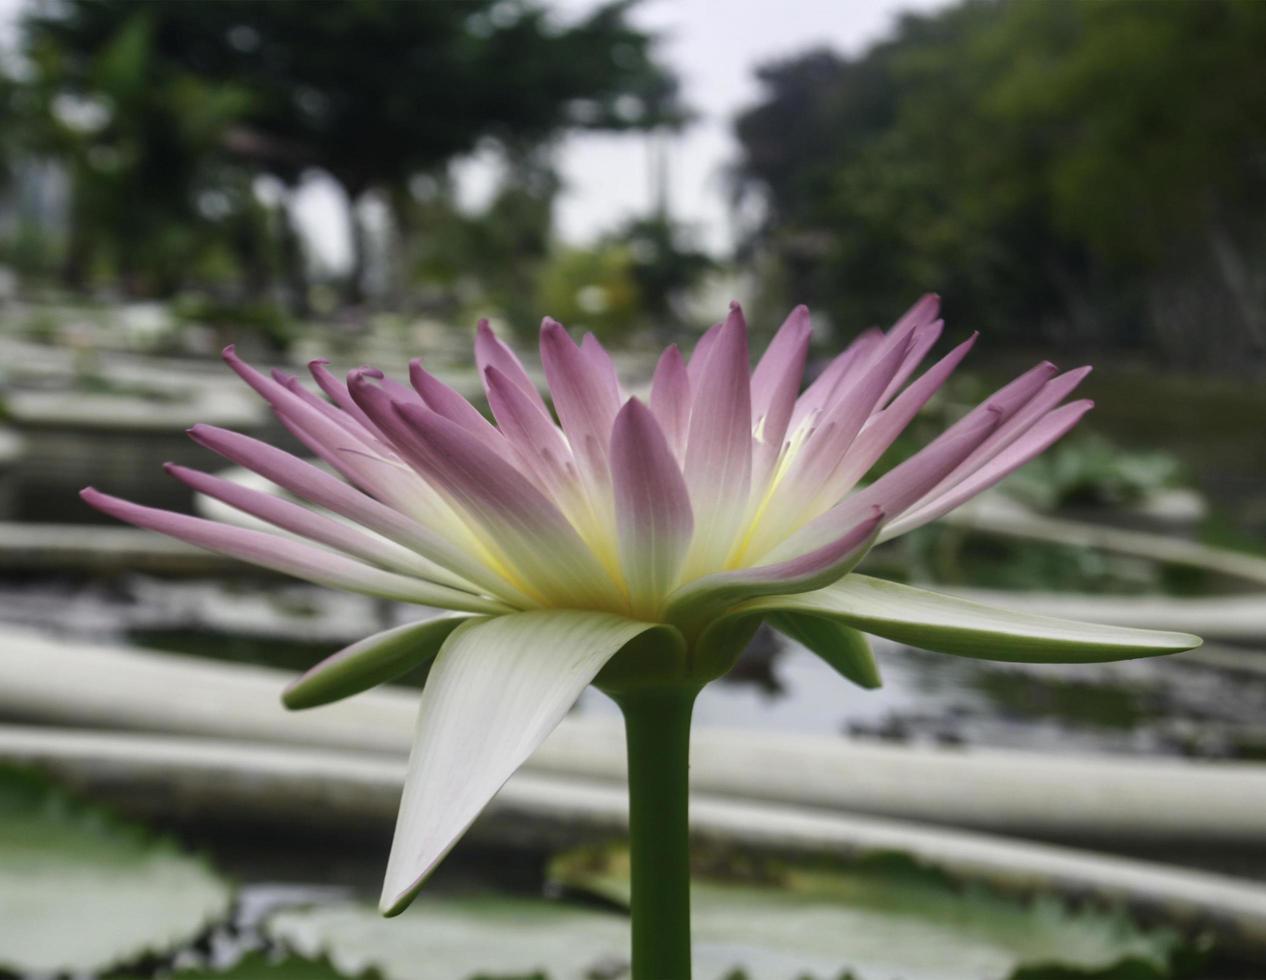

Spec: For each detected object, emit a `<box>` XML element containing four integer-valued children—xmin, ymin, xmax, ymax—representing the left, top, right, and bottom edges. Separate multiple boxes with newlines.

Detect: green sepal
<box><xmin>283</xmin><ymin>613</ymin><xmax>473</xmax><ymax>710</ymax></box>
<box><xmin>769</xmin><ymin>612</ymin><xmax>882</xmax><ymax>689</ymax></box>
<box><xmin>738</xmin><ymin>574</ymin><xmax>1200</xmax><ymax>663</ymax></box>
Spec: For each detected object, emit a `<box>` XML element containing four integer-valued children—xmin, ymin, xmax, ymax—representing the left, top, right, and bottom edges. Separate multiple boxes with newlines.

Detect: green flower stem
<box><xmin>613</xmin><ymin>684</ymin><xmax>700</xmax><ymax>980</ymax></box>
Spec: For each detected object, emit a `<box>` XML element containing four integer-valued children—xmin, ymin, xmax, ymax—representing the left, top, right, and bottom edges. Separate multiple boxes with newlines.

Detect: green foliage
<box><xmin>546</xmin><ymin>844</ymin><xmax>1187</xmax><ymax>980</ymax></box>
<box><xmin>0</xmin><ymin>765</ymin><xmax>232</xmax><ymax>975</ymax></box>
<box><xmin>1003</xmin><ymin>434</ymin><xmax>1184</xmax><ymax>512</ymax></box>
<box><xmin>120</xmin><ymin>952</ymin><xmax>360</xmax><ymax>980</ymax></box>
<box><xmin>733</xmin><ymin>0</ymin><xmax>1266</xmax><ymax>370</ymax></box>
<box><xmin>16</xmin><ymin>0</ymin><xmax>682</xmax><ymax>308</ymax></box>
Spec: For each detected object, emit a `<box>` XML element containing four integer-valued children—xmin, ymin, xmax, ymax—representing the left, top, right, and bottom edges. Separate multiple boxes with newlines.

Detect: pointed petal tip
<box><xmin>347</xmin><ymin>366</ymin><xmax>384</xmax><ymax>384</ymax></box>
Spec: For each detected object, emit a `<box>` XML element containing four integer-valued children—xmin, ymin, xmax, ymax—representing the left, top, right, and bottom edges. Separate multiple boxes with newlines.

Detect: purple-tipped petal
<box><xmin>885</xmin><ymin>400</ymin><xmax>1094</xmax><ymax>537</ymax></box>
<box><xmin>165</xmin><ymin>463</ymin><xmax>446</xmax><ymax>582</ymax></box>
<box><xmin>776</xmin><ymin>405</ymin><xmax>998</xmax><ymax>560</ymax></box>
<box><xmin>475</xmin><ymin>318</ymin><xmax>549</xmax><ymax>415</ymax></box>
<box><xmin>750</xmin><ymin>305</ymin><xmax>811</xmax><ymax>482</ymax></box>
<box><xmin>649</xmin><ymin>344</ymin><xmax>691</xmax><ymax>458</ymax></box>
<box><xmin>683</xmin><ymin>303</ymin><xmax>753</xmax><ymax>574</ymax></box>
<box><xmin>778</xmin><ymin>328</ymin><xmax>914</xmax><ymax>511</ymax></box>
<box><xmin>610</xmin><ymin>399</ymin><xmax>694</xmax><ymax>615</ymax></box>
<box><xmin>409</xmin><ymin>358</ymin><xmax>505</xmax><ymax>455</ymax></box>
<box><xmin>186</xmin><ymin>424</ymin><xmax>515</xmax><ymax>600</ymax></box>
<box><xmin>223</xmin><ymin>347</ymin><xmax>413</xmax><ymax>502</ymax></box>
<box><xmin>919</xmin><ymin>365</ymin><xmax>1089</xmax><ymax>506</ymax></box>
<box><xmin>879</xmin><ymin>318</ymin><xmax>943</xmax><ymax>407</ymax></box>
<box><xmin>686</xmin><ymin>319</ymin><xmax>724</xmax><ymax>387</ymax></box>
<box><xmin>484</xmin><ymin>366</ymin><xmax>580</xmax><ymax>502</ymax></box>
<box><xmin>539</xmin><ymin>318</ymin><xmax>620</xmax><ymax>489</ymax></box>
<box><xmin>581</xmin><ymin>332</ymin><xmax>622</xmax><ymax>406</ymax></box>
<box><xmin>829</xmin><ymin>332</ymin><xmax>979</xmax><ymax>495</ymax></box>
<box><xmin>309</xmin><ymin>358</ymin><xmax>382</xmax><ymax>434</ymax></box>
<box><xmin>80</xmin><ymin>488</ymin><xmax>503</xmax><ymax>613</ymax></box>
<box><xmin>665</xmin><ymin>508</ymin><xmax>883</xmax><ymax>631</ymax></box>
<box><xmin>790</xmin><ymin>327</ymin><xmax>883</xmax><ymax>431</ymax></box>
<box><xmin>358</xmin><ymin>383</ymin><xmax>620</xmax><ymax>608</ymax></box>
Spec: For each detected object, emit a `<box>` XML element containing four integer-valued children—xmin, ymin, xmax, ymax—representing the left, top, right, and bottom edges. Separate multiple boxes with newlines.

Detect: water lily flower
<box><xmin>82</xmin><ymin>296</ymin><xmax>1199</xmax><ymax>978</ymax></box>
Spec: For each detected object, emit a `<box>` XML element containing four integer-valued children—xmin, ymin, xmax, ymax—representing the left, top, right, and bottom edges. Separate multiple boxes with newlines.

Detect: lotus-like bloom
<box><xmin>82</xmin><ymin>297</ymin><xmax>1197</xmax><ymax>920</ymax></box>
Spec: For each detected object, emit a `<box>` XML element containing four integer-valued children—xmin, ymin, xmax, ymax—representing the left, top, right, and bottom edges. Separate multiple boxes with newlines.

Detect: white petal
<box><xmin>380</xmin><ymin>611</ymin><xmax>677</xmax><ymax>914</ymax></box>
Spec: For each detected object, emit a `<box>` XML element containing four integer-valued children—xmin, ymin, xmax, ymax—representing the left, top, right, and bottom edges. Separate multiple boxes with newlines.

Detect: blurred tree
<box><xmin>733</xmin><ymin>0</ymin><xmax>1266</xmax><ymax>371</ymax></box>
<box><xmin>24</xmin><ymin>0</ymin><xmax>685</xmax><ymax>307</ymax></box>
<box><xmin>611</xmin><ymin>215</ymin><xmax>713</xmax><ymax>334</ymax></box>
<box><xmin>22</xmin><ymin>8</ymin><xmax>259</xmax><ymax>295</ymax></box>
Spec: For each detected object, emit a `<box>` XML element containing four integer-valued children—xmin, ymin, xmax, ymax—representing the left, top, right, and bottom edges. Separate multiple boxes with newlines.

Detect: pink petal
<box><xmin>475</xmin><ymin>319</ymin><xmax>549</xmax><ymax>415</ymax></box>
<box><xmin>186</xmin><ymin>424</ymin><xmax>514</xmax><ymax>600</ymax></box>
<box><xmin>309</xmin><ymin>358</ymin><xmax>382</xmax><ymax>434</ymax></box>
<box><xmin>686</xmin><ymin>319</ymin><xmax>723</xmax><ymax>387</ymax></box>
<box><xmin>581</xmin><ymin>332</ymin><xmax>622</xmax><ymax>405</ymax></box>
<box><xmin>390</xmin><ymin>401</ymin><xmax>620</xmax><ymax>608</ymax></box>
<box><xmin>275</xmin><ymin>369</ymin><xmax>392</xmax><ymax>454</ymax></box>
<box><xmin>683</xmin><ymin>303</ymin><xmax>753</xmax><ymax>571</ymax></box>
<box><xmin>80</xmin><ymin>488</ymin><xmax>501</xmax><ymax>612</ymax></box>
<box><xmin>922</xmin><ymin>364</ymin><xmax>1088</xmax><ymax>503</ymax></box>
<box><xmin>649</xmin><ymin>344</ymin><xmax>690</xmax><ymax>459</ymax></box>
<box><xmin>750</xmin><ymin>305</ymin><xmax>811</xmax><ymax>482</ymax></box>
<box><xmin>409</xmin><ymin>358</ymin><xmax>505</xmax><ymax>455</ymax></box>
<box><xmin>165</xmin><ymin>463</ymin><xmax>444</xmax><ymax>581</ymax></box>
<box><xmin>665</xmin><ymin>509</ymin><xmax>883</xmax><ymax>628</ymax></box>
<box><xmin>484</xmin><ymin>366</ymin><xmax>580</xmax><ymax>501</ymax></box>
<box><xmin>790</xmin><ymin>327</ymin><xmax>883</xmax><ymax>432</ymax></box>
<box><xmin>539</xmin><ymin>318</ymin><xmax>620</xmax><ymax>483</ymax></box>
<box><xmin>879</xmin><ymin>318</ymin><xmax>943</xmax><ymax>406</ymax></box>
<box><xmin>223</xmin><ymin>347</ymin><xmax>404</xmax><ymax>500</ymax></box>
<box><xmin>775</xmin><ymin>406</ymin><xmax>997</xmax><ymax>560</ymax></box>
<box><xmin>352</xmin><ymin>373</ymin><xmax>618</xmax><ymax>606</ymax></box>
<box><xmin>610</xmin><ymin>399</ymin><xmax>694</xmax><ymax>613</ymax></box>
<box><xmin>777</xmin><ymin>328</ymin><xmax>915</xmax><ymax>511</ymax></box>
<box><xmin>829</xmin><ymin>333</ymin><xmax>979</xmax><ymax>496</ymax></box>
<box><xmin>886</xmin><ymin>400</ymin><xmax>1094</xmax><ymax>537</ymax></box>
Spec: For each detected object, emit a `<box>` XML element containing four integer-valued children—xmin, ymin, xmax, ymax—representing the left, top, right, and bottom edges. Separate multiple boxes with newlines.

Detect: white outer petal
<box><xmin>380</xmin><ymin>611</ymin><xmax>675</xmax><ymax>914</ymax></box>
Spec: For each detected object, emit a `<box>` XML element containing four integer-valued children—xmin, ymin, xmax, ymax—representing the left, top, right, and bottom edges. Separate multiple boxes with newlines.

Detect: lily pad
<box><xmin>553</xmin><ymin>846</ymin><xmax>1182</xmax><ymax>980</ymax></box>
<box><xmin>0</xmin><ymin>765</ymin><xmax>233</xmax><ymax>974</ymax></box>
<box><xmin>268</xmin><ymin>896</ymin><xmax>629</xmax><ymax>980</ymax></box>
<box><xmin>122</xmin><ymin>952</ymin><xmax>362</xmax><ymax>980</ymax></box>
<box><xmin>264</xmin><ymin>848</ymin><xmax>1182</xmax><ymax>980</ymax></box>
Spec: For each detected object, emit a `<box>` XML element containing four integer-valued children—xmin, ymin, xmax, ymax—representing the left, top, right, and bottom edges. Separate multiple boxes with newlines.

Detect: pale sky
<box><xmin>0</xmin><ymin>0</ymin><xmax>951</xmax><ymax>266</ymax></box>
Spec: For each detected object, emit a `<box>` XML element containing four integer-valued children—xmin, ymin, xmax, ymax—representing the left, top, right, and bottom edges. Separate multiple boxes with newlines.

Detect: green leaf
<box><xmin>266</xmin><ymin>848</ymin><xmax>1183</xmax><ymax>980</ymax></box>
<box><xmin>768</xmin><ymin>612</ymin><xmax>882</xmax><ymax>689</ymax></box>
<box><xmin>0</xmin><ymin>766</ymin><xmax>232</xmax><ymax>975</ymax></box>
<box><xmin>737</xmin><ymin>575</ymin><xmax>1200</xmax><ymax>663</ymax></box>
<box><xmin>283</xmin><ymin>613</ymin><xmax>473</xmax><ymax>710</ymax></box>
<box><xmin>119</xmin><ymin>952</ymin><xmax>359</xmax><ymax>980</ymax></box>
<box><xmin>550</xmin><ymin>846</ymin><xmax>1184</xmax><ymax>980</ymax></box>
<box><xmin>267</xmin><ymin>896</ymin><xmax>629</xmax><ymax>980</ymax></box>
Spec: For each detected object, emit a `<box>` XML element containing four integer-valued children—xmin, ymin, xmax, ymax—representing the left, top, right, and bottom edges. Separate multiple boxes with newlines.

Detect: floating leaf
<box><xmin>0</xmin><ymin>766</ymin><xmax>232</xmax><ymax>974</ymax></box>
<box><xmin>264</xmin><ymin>848</ymin><xmax>1182</xmax><ymax>980</ymax></box>
<box><xmin>267</xmin><ymin>895</ymin><xmax>629</xmax><ymax>980</ymax></box>
<box><xmin>120</xmin><ymin>952</ymin><xmax>363</xmax><ymax>980</ymax></box>
<box><xmin>550</xmin><ymin>846</ymin><xmax>1183</xmax><ymax>980</ymax></box>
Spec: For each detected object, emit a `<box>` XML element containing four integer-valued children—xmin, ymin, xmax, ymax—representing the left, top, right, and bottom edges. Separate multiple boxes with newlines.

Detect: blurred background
<box><xmin>1</xmin><ymin>1</ymin><xmax>1265</xmax><ymax>978</ymax></box>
